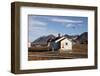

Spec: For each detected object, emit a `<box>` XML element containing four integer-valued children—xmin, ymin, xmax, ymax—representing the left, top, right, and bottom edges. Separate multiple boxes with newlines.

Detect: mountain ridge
<box><xmin>31</xmin><ymin>32</ymin><xmax>88</xmax><ymax>44</ymax></box>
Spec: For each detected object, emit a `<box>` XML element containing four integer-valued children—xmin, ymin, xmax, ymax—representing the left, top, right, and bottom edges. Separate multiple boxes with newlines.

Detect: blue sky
<box><xmin>28</xmin><ymin>15</ymin><xmax>88</xmax><ymax>42</ymax></box>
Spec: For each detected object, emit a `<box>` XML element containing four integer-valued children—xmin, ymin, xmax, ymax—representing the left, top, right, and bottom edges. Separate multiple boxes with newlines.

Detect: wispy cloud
<box><xmin>65</xmin><ymin>24</ymin><xmax>75</xmax><ymax>28</ymax></box>
<box><xmin>29</xmin><ymin>20</ymin><xmax>47</xmax><ymax>27</ymax></box>
<box><xmin>65</xmin><ymin>23</ymin><xmax>83</xmax><ymax>28</ymax></box>
<box><xmin>50</xmin><ymin>18</ymin><xmax>84</xmax><ymax>28</ymax></box>
<box><xmin>51</xmin><ymin>18</ymin><xmax>83</xmax><ymax>23</ymax></box>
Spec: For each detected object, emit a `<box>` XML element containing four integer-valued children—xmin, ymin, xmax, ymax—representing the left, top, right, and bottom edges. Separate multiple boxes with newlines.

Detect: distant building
<box><xmin>47</xmin><ymin>36</ymin><xmax>72</xmax><ymax>52</ymax></box>
<box><xmin>28</xmin><ymin>42</ymin><xmax>31</xmax><ymax>47</ymax></box>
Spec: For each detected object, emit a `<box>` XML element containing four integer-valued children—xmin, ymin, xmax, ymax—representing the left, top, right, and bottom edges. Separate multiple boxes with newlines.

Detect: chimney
<box><xmin>58</xmin><ymin>33</ymin><xmax>60</xmax><ymax>37</ymax></box>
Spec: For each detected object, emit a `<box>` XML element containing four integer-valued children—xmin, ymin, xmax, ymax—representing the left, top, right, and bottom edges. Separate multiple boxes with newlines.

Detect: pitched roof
<box><xmin>55</xmin><ymin>36</ymin><xmax>72</xmax><ymax>43</ymax></box>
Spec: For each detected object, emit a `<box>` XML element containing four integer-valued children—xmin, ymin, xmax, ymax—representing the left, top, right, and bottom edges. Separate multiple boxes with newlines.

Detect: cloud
<box><xmin>29</xmin><ymin>20</ymin><xmax>47</xmax><ymax>27</ymax></box>
<box><xmin>65</xmin><ymin>24</ymin><xmax>75</xmax><ymax>28</ymax></box>
<box><xmin>51</xmin><ymin>18</ymin><xmax>83</xmax><ymax>23</ymax></box>
<box><xmin>65</xmin><ymin>23</ymin><xmax>83</xmax><ymax>28</ymax></box>
<box><xmin>50</xmin><ymin>17</ymin><xmax>84</xmax><ymax>28</ymax></box>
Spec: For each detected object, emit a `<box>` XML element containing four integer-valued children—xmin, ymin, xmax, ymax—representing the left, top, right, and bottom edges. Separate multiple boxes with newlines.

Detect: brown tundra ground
<box><xmin>28</xmin><ymin>44</ymin><xmax>88</xmax><ymax>61</ymax></box>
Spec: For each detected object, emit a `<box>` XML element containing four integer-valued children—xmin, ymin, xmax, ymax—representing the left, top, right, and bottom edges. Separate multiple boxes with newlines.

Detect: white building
<box><xmin>55</xmin><ymin>37</ymin><xmax>72</xmax><ymax>51</ymax></box>
<box><xmin>28</xmin><ymin>42</ymin><xmax>31</xmax><ymax>47</ymax></box>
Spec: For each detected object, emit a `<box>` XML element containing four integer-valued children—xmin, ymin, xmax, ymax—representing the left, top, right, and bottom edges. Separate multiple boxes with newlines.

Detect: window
<box><xmin>66</xmin><ymin>43</ymin><xmax>68</xmax><ymax>45</ymax></box>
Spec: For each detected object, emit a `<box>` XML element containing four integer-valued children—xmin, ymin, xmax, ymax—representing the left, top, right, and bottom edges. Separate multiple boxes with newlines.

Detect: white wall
<box><xmin>60</xmin><ymin>39</ymin><xmax>72</xmax><ymax>51</ymax></box>
<box><xmin>0</xmin><ymin>0</ymin><xmax>100</xmax><ymax>76</ymax></box>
